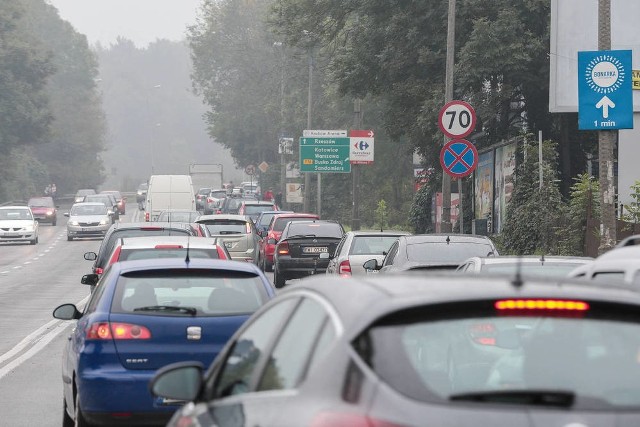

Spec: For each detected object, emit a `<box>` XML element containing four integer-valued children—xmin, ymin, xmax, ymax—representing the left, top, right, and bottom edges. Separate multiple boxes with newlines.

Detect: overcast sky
<box><xmin>47</xmin><ymin>0</ymin><xmax>203</xmax><ymax>47</ymax></box>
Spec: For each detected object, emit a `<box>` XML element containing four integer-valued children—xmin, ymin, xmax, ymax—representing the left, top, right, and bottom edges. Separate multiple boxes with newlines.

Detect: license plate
<box><xmin>82</xmin><ymin>228</ymin><xmax>91</xmax><ymax>232</ymax></box>
<box><xmin>303</xmin><ymin>247</ymin><xmax>328</xmax><ymax>253</ymax></box>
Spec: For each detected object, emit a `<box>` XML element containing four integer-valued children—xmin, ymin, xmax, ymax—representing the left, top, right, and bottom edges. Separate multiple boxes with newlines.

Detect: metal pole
<box><xmin>538</xmin><ymin>130</ymin><xmax>543</xmax><ymax>190</ymax></box>
<box><xmin>352</xmin><ymin>99</ymin><xmax>362</xmax><ymax>230</ymax></box>
<box><xmin>303</xmin><ymin>50</ymin><xmax>313</xmax><ymax>213</ymax></box>
<box><xmin>441</xmin><ymin>0</ymin><xmax>456</xmax><ymax>233</ymax></box>
<box><xmin>317</xmin><ymin>174</ymin><xmax>321</xmax><ymax>215</ymax></box>
<box><xmin>457</xmin><ymin>179</ymin><xmax>463</xmax><ymax>233</ymax></box>
<box><xmin>597</xmin><ymin>0</ymin><xmax>617</xmax><ymax>252</ymax></box>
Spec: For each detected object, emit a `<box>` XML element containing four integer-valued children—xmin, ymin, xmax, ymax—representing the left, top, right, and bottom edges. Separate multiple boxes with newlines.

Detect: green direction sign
<box><xmin>299</xmin><ymin>137</ymin><xmax>351</xmax><ymax>173</ymax></box>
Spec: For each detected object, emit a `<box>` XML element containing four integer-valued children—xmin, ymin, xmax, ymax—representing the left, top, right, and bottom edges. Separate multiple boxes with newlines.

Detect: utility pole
<box><xmin>598</xmin><ymin>0</ymin><xmax>617</xmax><ymax>252</ymax></box>
<box><xmin>352</xmin><ymin>99</ymin><xmax>362</xmax><ymax>230</ymax></box>
<box><xmin>274</xmin><ymin>42</ymin><xmax>287</xmax><ymax>210</ymax></box>
<box><xmin>440</xmin><ymin>0</ymin><xmax>456</xmax><ymax>233</ymax></box>
<box><xmin>303</xmin><ymin>49</ymin><xmax>313</xmax><ymax>213</ymax></box>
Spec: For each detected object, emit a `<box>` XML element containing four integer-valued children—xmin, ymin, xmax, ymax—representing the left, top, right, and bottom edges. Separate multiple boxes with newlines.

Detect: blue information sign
<box><xmin>578</xmin><ymin>50</ymin><xmax>633</xmax><ymax>130</ymax></box>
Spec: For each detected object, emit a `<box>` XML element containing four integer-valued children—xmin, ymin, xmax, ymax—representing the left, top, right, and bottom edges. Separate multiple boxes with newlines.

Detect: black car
<box><xmin>364</xmin><ymin>233</ymin><xmax>498</xmax><ymax>273</ymax></box>
<box><xmin>151</xmin><ymin>273</ymin><xmax>640</xmax><ymax>426</ymax></box>
<box><xmin>83</xmin><ymin>222</ymin><xmax>196</xmax><ymax>275</ymax></box>
<box><xmin>273</xmin><ymin>220</ymin><xmax>344</xmax><ymax>288</ymax></box>
<box><xmin>219</xmin><ymin>195</ymin><xmax>254</xmax><ymax>215</ymax></box>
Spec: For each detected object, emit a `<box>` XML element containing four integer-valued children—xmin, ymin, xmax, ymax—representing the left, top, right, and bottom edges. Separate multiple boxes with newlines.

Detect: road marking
<box><xmin>12</xmin><ymin>266</ymin><xmax>21</xmax><ymax>270</ymax></box>
<box><xmin>0</xmin><ymin>271</ymin><xmax>8</xmax><ymax>274</ymax></box>
<box><xmin>44</xmin><ymin>249</ymin><xmax>50</xmax><ymax>253</ymax></box>
<box><xmin>23</xmin><ymin>262</ymin><xmax>31</xmax><ymax>265</ymax></box>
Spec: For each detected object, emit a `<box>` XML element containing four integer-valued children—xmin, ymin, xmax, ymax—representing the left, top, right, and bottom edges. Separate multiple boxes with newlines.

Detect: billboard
<box><xmin>474</xmin><ymin>151</ymin><xmax>494</xmax><ymax>221</ymax></box>
<box><xmin>493</xmin><ymin>143</ymin><xmax>517</xmax><ymax>234</ymax></box>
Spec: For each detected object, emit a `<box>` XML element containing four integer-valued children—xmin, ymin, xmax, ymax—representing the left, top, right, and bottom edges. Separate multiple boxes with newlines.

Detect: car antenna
<box><xmin>512</xmin><ymin>255</ymin><xmax>523</xmax><ymax>288</ymax></box>
<box><xmin>185</xmin><ymin>234</ymin><xmax>191</xmax><ymax>264</ymax></box>
<box><xmin>540</xmin><ymin>253</ymin><xmax>545</xmax><ymax>265</ymax></box>
<box><xmin>446</xmin><ymin>235</ymin><xmax>451</xmax><ymax>245</ymax></box>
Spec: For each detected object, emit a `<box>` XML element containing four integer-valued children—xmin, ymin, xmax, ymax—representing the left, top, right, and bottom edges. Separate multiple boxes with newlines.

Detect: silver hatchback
<box><xmin>195</xmin><ymin>214</ymin><xmax>260</xmax><ymax>264</ymax></box>
<box><xmin>65</xmin><ymin>202</ymin><xmax>111</xmax><ymax>241</ymax></box>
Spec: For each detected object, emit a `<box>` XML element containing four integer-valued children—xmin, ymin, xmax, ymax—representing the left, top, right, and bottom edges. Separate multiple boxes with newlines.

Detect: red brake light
<box><xmin>145</xmin><ymin>212</ymin><xmax>150</xmax><ymax>221</ymax></box>
<box><xmin>338</xmin><ymin>259</ymin><xmax>352</xmax><ymax>276</ymax></box>
<box><xmin>207</xmin><ymin>197</ymin><xmax>213</xmax><ymax>203</ymax></box>
<box><xmin>310</xmin><ymin>412</ymin><xmax>403</xmax><ymax>427</ymax></box>
<box><xmin>87</xmin><ymin>322</ymin><xmax>151</xmax><ymax>340</ymax></box>
<box><xmin>277</xmin><ymin>241</ymin><xmax>289</xmax><ymax>255</ymax></box>
<box><xmin>154</xmin><ymin>244</ymin><xmax>183</xmax><ymax>249</ymax></box>
<box><xmin>108</xmin><ymin>246</ymin><xmax>122</xmax><ymax>265</ymax></box>
<box><xmin>495</xmin><ymin>299</ymin><xmax>589</xmax><ymax>311</ymax></box>
<box><xmin>216</xmin><ymin>245</ymin><xmax>228</xmax><ymax>259</ymax></box>
<box><xmin>95</xmin><ymin>267</ymin><xmax>104</xmax><ymax>275</ymax></box>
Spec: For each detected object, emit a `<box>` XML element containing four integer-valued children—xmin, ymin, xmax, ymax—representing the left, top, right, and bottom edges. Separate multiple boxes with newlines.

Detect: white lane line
<box><xmin>0</xmin><ymin>271</ymin><xmax>8</xmax><ymax>274</ymax></box>
<box><xmin>44</xmin><ymin>249</ymin><xmax>50</xmax><ymax>253</ymax></box>
<box><xmin>32</xmin><ymin>257</ymin><xmax>39</xmax><ymax>261</ymax></box>
<box><xmin>23</xmin><ymin>262</ymin><xmax>31</xmax><ymax>265</ymax></box>
<box><xmin>12</xmin><ymin>266</ymin><xmax>21</xmax><ymax>270</ymax></box>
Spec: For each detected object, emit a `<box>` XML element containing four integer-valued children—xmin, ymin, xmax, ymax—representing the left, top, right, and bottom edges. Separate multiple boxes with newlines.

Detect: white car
<box><xmin>0</xmin><ymin>205</ymin><xmax>39</xmax><ymax>245</ymax></box>
<box><xmin>65</xmin><ymin>202</ymin><xmax>111</xmax><ymax>241</ymax></box>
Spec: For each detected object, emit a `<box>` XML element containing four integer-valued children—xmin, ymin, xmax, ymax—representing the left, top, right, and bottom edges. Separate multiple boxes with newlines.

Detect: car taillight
<box><xmin>207</xmin><ymin>197</ymin><xmax>213</xmax><ymax>203</ymax></box>
<box><xmin>310</xmin><ymin>412</ymin><xmax>404</xmax><ymax>427</ymax></box>
<box><xmin>95</xmin><ymin>267</ymin><xmax>104</xmax><ymax>275</ymax></box>
<box><xmin>495</xmin><ymin>299</ymin><xmax>589</xmax><ymax>311</ymax></box>
<box><xmin>216</xmin><ymin>245</ymin><xmax>228</xmax><ymax>259</ymax></box>
<box><xmin>277</xmin><ymin>241</ymin><xmax>289</xmax><ymax>255</ymax></box>
<box><xmin>108</xmin><ymin>246</ymin><xmax>122</xmax><ymax>265</ymax></box>
<box><xmin>338</xmin><ymin>260</ymin><xmax>352</xmax><ymax>276</ymax></box>
<box><xmin>87</xmin><ymin>322</ymin><xmax>151</xmax><ymax>340</ymax></box>
<box><xmin>145</xmin><ymin>212</ymin><xmax>150</xmax><ymax>221</ymax></box>
<box><xmin>468</xmin><ymin>322</ymin><xmax>497</xmax><ymax>346</ymax></box>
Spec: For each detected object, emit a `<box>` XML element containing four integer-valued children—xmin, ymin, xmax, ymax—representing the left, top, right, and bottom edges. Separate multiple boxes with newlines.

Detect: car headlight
<box><xmin>69</xmin><ymin>221</ymin><xmax>79</xmax><ymax>226</ymax></box>
<box><xmin>23</xmin><ymin>225</ymin><xmax>34</xmax><ymax>232</ymax></box>
<box><xmin>46</xmin><ymin>211</ymin><xmax>53</xmax><ymax>216</ymax></box>
<box><xmin>99</xmin><ymin>220</ymin><xmax>108</xmax><ymax>225</ymax></box>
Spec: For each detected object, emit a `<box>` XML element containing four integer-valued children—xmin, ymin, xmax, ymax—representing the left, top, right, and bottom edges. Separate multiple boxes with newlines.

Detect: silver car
<box><xmin>65</xmin><ymin>202</ymin><xmax>111</xmax><ymax>241</ymax></box>
<box><xmin>0</xmin><ymin>206</ymin><xmax>39</xmax><ymax>245</ymax></box>
<box><xmin>326</xmin><ymin>230</ymin><xmax>409</xmax><ymax>276</ymax></box>
<box><xmin>195</xmin><ymin>214</ymin><xmax>260</xmax><ymax>264</ymax></box>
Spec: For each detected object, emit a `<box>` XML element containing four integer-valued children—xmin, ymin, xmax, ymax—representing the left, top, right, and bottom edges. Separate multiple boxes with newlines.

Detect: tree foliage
<box><xmin>562</xmin><ymin>173</ymin><xmax>599</xmax><ymax>255</ymax></box>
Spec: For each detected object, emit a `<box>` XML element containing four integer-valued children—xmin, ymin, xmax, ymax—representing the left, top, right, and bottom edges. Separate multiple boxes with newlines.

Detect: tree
<box><xmin>622</xmin><ymin>180</ymin><xmax>640</xmax><ymax>224</ymax></box>
<box><xmin>562</xmin><ymin>173</ymin><xmax>599</xmax><ymax>255</ymax></box>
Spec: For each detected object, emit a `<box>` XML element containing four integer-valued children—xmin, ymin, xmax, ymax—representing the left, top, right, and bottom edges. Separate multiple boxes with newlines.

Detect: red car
<box><xmin>258</xmin><ymin>213</ymin><xmax>319</xmax><ymax>272</ymax></box>
<box><xmin>27</xmin><ymin>196</ymin><xmax>58</xmax><ymax>225</ymax></box>
<box><xmin>100</xmin><ymin>190</ymin><xmax>126</xmax><ymax>214</ymax></box>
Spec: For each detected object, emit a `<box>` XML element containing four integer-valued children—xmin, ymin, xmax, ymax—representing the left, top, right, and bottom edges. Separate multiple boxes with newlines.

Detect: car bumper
<box><xmin>67</xmin><ymin>224</ymin><xmax>110</xmax><ymax>237</ymax></box>
<box><xmin>0</xmin><ymin>232</ymin><xmax>36</xmax><ymax>241</ymax></box>
<box><xmin>276</xmin><ymin>257</ymin><xmax>330</xmax><ymax>278</ymax></box>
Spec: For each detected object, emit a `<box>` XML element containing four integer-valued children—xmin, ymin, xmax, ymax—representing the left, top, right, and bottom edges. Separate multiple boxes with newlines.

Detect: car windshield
<box><xmin>350</xmin><ymin>236</ymin><xmax>401</xmax><ymax>255</ymax></box>
<box><xmin>112</xmin><ymin>270</ymin><xmax>267</xmax><ymax>316</ymax></box>
<box><xmin>202</xmin><ymin>220</ymin><xmax>248</xmax><ymax>235</ymax></box>
<box><xmin>71</xmin><ymin>205</ymin><xmax>108</xmax><ymax>215</ymax></box>
<box><xmin>119</xmin><ymin>247</ymin><xmax>220</xmax><ymax>261</ymax></box>
<box><xmin>0</xmin><ymin>209</ymin><xmax>32</xmax><ymax>220</ymax></box>
<box><xmin>273</xmin><ymin>217</ymin><xmax>316</xmax><ymax>232</ymax></box>
<box><xmin>358</xmin><ymin>308</ymin><xmax>640</xmax><ymax>409</ymax></box>
<box><xmin>286</xmin><ymin>223</ymin><xmax>342</xmax><ymax>238</ymax></box>
<box><xmin>483</xmin><ymin>263</ymin><xmax>587</xmax><ymax>277</ymax></box>
<box><xmin>198</xmin><ymin>188</ymin><xmax>211</xmax><ymax>195</ymax></box>
<box><xmin>244</xmin><ymin>204</ymin><xmax>275</xmax><ymax>215</ymax></box>
<box><xmin>157</xmin><ymin>211</ymin><xmax>199</xmax><ymax>222</ymax></box>
<box><xmin>406</xmin><ymin>242</ymin><xmax>495</xmax><ymax>263</ymax></box>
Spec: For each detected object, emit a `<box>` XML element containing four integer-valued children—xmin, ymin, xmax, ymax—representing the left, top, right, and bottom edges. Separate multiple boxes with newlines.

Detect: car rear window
<box><xmin>201</xmin><ymin>220</ymin><xmax>248</xmax><ymax>235</ymax></box>
<box><xmin>244</xmin><ymin>204</ymin><xmax>276</xmax><ymax>215</ymax></box>
<box><xmin>273</xmin><ymin>217</ymin><xmax>318</xmax><ymax>232</ymax></box>
<box><xmin>97</xmin><ymin>228</ymin><xmax>193</xmax><ymax>267</ymax></box>
<box><xmin>111</xmin><ymin>269</ymin><xmax>267</xmax><ymax>316</ymax></box>
<box><xmin>286</xmin><ymin>222</ymin><xmax>342</xmax><ymax>238</ymax></box>
<box><xmin>119</xmin><ymin>247</ymin><xmax>220</xmax><ymax>261</ymax></box>
<box><xmin>354</xmin><ymin>301</ymin><xmax>640</xmax><ymax>409</ymax></box>
<box><xmin>350</xmin><ymin>236</ymin><xmax>401</xmax><ymax>255</ymax></box>
<box><xmin>406</xmin><ymin>242</ymin><xmax>495</xmax><ymax>263</ymax></box>
<box><xmin>210</xmin><ymin>190</ymin><xmax>227</xmax><ymax>199</ymax></box>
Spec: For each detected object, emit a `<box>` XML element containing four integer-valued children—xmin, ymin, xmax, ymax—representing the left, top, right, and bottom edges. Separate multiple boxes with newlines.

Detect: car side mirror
<box><xmin>363</xmin><ymin>259</ymin><xmax>380</xmax><ymax>271</ymax></box>
<box><xmin>53</xmin><ymin>303</ymin><xmax>82</xmax><ymax>320</ymax></box>
<box><xmin>150</xmin><ymin>362</ymin><xmax>204</xmax><ymax>401</ymax></box>
<box><xmin>81</xmin><ymin>273</ymin><xmax>99</xmax><ymax>286</ymax></box>
<box><xmin>84</xmin><ymin>252</ymin><xmax>97</xmax><ymax>261</ymax></box>
<box><xmin>64</xmin><ymin>213</ymin><xmax>69</xmax><ymax>217</ymax></box>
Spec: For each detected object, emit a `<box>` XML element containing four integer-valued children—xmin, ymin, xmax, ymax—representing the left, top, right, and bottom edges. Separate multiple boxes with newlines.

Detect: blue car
<box><xmin>53</xmin><ymin>258</ymin><xmax>275</xmax><ymax>426</ymax></box>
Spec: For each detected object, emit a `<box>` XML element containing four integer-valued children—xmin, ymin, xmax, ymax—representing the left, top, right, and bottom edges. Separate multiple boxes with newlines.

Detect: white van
<box><xmin>144</xmin><ymin>175</ymin><xmax>196</xmax><ymax>221</ymax></box>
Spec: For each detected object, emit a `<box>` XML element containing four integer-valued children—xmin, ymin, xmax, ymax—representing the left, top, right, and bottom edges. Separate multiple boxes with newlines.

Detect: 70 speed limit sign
<box><xmin>438</xmin><ymin>100</ymin><xmax>477</xmax><ymax>139</ymax></box>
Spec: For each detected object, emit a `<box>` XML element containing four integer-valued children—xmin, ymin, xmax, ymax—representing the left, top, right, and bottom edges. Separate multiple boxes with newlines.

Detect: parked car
<box><xmin>0</xmin><ymin>205</ymin><xmax>38</xmax><ymax>245</ymax></box>
<box><xmin>83</xmin><ymin>193</ymin><xmax>119</xmax><ymax>222</ymax></box>
<box><xmin>65</xmin><ymin>202</ymin><xmax>111</xmax><ymax>241</ymax></box>
<box><xmin>195</xmin><ymin>187</ymin><xmax>212</xmax><ymax>211</ymax></box>
<box><xmin>27</xmin><ymin>196</ymin><xmax>58</xmax><ymax>225</ymax></box>
<box><xmin>74</xmin><ymin>188</ymin><xmax>96</xmax><ymax>203</ymax></box>
<box><xmin>151</xmin><ymin>273</ymin><xmax>640</xmax><ymax>426</ymax></box>
<box><xmin>195</xmin><ymin>214</ymin><xmax>261</xmax><ymax>264</ymax></box>
<box><xmin>273</xmin><ymin>220</ymin><xmax>344</xmax><ymax>288</ymax></box>
<box><xmin>155</xmin><ymin>209</ymin><xmax>201</xmax><ymax>223</ymax></box>
<box><xmin>237</xmin><ymin>200</ymin><xmax>279</xmax><ymax>223</ymax></box>
<box><xmin>54</xmin><ymin>258</ymin><xmax>276</xmax><ymax>427</ymax></box>
<box><xmin>326</xmin><ymin>230</ymin><xmax>410</xmax><ymax>276</ymax></box>
<box><xmin>100</xmin><ymin>190</ymin><xmax>126</xmax><ymax>214</ymax></box>
<box><xmin>258</xmin><ymin>212</ymin><xmax>320</xmax><ymax>272</ymax></box>
<box><xmin>457</xmin><ymin>255</ymin><xmax>593</xmax><ymax>277</ymax></box>
<box><xmin>202</xmin><ymin>189</ymin><xmax>227</xmax><ymax>214</ymax></box>
<box><xmin>364</xmin><ymin>234</ymin><xmax>498</xmax><ymax>273</ymax></box>
<box><xmin>255</xmin><ymin>210</ymin><xmax>293</xmax><ymax>235</ymax></box>
<box><xmin>84</xmin><ymin>222</ymin><xmax>196</xmax><ymax>275</ymax></box>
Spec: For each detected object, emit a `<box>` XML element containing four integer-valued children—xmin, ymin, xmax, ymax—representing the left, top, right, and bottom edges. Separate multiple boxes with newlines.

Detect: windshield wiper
<box><xmin>450</xmin><ymin>390</ymin><xmax>575</xmax><ymax>407</ymax></box>
<box><xmin>286</xmin><ymin>234</ymin><xmax>317</xmax><ymax>239</ymax></box>
<box><xmin>133</xmin><ymin>305</ymin><xmax>197</xmax><ymax>316</ymax></box>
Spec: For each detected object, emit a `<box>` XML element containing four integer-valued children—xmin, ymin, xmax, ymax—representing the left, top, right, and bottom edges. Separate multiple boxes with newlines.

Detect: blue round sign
<box><xmin>439</xmin><ymin>139</ymin><xmax>478</xmax><ymax>178</ymax></box>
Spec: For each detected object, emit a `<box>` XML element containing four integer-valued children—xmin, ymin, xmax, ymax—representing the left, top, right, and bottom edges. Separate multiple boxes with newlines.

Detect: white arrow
<box><xmin>596</xmin><ymin>96</ymin><xmax>615</xmax><ymax>119</ymax></box>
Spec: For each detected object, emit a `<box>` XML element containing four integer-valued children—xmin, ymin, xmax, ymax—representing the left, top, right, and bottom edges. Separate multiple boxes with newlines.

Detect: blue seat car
<box><xmin>53</xmin><ymin>258</ymin><xmax>275</xmax><ymax>426</ymax></box>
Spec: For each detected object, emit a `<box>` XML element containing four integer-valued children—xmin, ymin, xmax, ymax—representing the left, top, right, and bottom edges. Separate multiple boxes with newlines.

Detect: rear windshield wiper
<box><xmin>133</xmin><ymin>305</ymin><xmax>197</xmax><ymax>316</ymax></box>
<box><xmin>450</xmin><ymin>390</ymin><xmax>575</xmax><ymax>407</ymax></box>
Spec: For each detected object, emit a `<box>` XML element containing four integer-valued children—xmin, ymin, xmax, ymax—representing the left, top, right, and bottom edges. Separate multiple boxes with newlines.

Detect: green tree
<box><xmin>622</xmin><ymin>180</ymin><xmax>640</xmax><ymax>224</ymax></box>
<box><xmin>561</xmin><ymin>173</ymin><xmax>599</xmax><ymax>255</ymax></box>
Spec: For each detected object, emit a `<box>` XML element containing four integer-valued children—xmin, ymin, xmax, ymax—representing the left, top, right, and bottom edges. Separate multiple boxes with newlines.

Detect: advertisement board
<box><xmin>493</xmin><ymin>143</ymin><xmax>517</xmax><ymax>234</ymax></box>
<box><xmin>474</xmin><ymin>151</ymin><xmax>494</xmax><ymax>222</ymax></box>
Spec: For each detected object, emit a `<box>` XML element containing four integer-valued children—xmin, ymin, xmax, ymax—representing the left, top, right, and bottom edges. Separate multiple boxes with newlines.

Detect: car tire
<box><xmin>62</xmin><ymin>398</ymin><xmax>73</xmax><ymax>427</ymax></box>
<box><xmin>30</xmin><ymin>237</ymin><xmax>37</xmax><ymax>245</ymax></box>
<box><xmin>52</xmin><ymin>220</ymin><xmax>57</xmax><ymax>226</ymax></box>
<box><xmin>74</xmin><ymin>391</ymin><xmax>91</xmax><ymax>427</ymax></box>
<box><xmin>67</xmin><ymin>236</ymin><xmax>73</xmax><ymax>241</ymax></box>
<box><xmin>274</xmin><ymin>267</ymin><xmax>286</xmax><ymax>289</ymax></box>
<box><xmin>265</xmin><ymin>259</ymin><xmax>273</xmax><ymax>273</ymax></box>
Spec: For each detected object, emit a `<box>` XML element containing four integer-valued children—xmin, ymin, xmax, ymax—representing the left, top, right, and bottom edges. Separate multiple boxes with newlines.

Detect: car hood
<box><xmin>0</xmin><ymin>220</ymin><xmax>35</xmax><ymax>228</ymax></box>
<box><xmin>69</xmin><ymin>215</ymin><xmax>110</xmax><ymax>223</ymax></box>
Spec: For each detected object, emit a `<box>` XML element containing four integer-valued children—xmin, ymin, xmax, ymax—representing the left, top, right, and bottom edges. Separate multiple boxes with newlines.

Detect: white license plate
<box><xmin>303</xmin><ymin>247</ymin><xmax>328</xmax><ymax>253</ymax></box>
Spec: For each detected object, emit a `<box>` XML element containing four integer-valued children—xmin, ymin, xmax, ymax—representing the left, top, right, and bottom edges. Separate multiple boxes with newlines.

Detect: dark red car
<box><xmin>27</xmin><ymin>196</ymin><xmax>58</xmax><ymax>225</ymax></box>
<box><xmin>257</xmin><ymin>212</ymin><xmax>319</xmax><ymax>272</ymax></box>
<box><xmin>100</xmin><ymin>190</ymin><xmax>126</xmax><ymax>214</ymax></box>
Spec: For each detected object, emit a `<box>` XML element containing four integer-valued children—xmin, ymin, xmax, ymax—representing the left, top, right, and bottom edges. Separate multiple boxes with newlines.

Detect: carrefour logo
<box><xmin>354</xmin><ymin>140</ymin><xmax>369</xmax><ymax>151</ymax></box>
<box><xmin>585</xmin><ymin>54</ymin><xmax>626</xmax><ymax>94</ymax></box>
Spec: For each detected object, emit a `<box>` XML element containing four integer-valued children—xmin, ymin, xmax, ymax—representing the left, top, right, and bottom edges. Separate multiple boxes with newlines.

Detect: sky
<box><xmin>46</xmin><ymin>0</ymin><xmax>203</xmax><ymax>47</ymax></box>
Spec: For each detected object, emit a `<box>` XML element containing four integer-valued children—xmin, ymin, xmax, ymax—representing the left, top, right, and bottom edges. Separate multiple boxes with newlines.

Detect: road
<box><xmin>0</xmin><ymin>207</ymin><xmax>275</xmax><ymax>426</ymax></box>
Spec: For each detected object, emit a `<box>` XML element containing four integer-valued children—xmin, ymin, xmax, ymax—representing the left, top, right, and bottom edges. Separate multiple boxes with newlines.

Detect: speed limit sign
<box><xmin>438</xmin><ymin>100</ymin><xmax>476</xmax><ymax>139</ymax></box>
<box><xmin>244</xmin><ymin>164</ymin><xmax>256</xmax><ymax>176</ymax></box>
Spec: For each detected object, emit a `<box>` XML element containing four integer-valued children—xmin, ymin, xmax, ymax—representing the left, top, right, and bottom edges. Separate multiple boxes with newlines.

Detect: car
<box><xmin>74</xmin><ymin>188</ymin><xmax>96</xmax><ymax>203</ymax></box>
<box><xmin>136</xmin><ymin>182</ymin><xmax>148</xmax><ymax>209</ymax></box>
<box><xmin>257</xmin><ymin>212</ymin><xmax>320</xmax><ymax>272</ymax></box>
<box><xmin>144</xmin><ymin>174</ymin><xmax>196</xmax><ymax>222</ymax></box>
<box><xmin>83</xmin><ymin>193</ymin><xmax>119</xmax><ymax>222</ymax></box>
<box><xmin>100</xmin><ymin>190</ymin><xmax>126</xmax><ymax>214</ymax></box>
<box><xmin>84</xmin><ymin>222</ymin><xmax>197</xmax><ymax>275</ymax></box>
<box><xmin>155</xmin><ymin>209</ymin><xmax>201</xmax><ymax>223</ymax></box>
<box><xmin>237</xmin><ymin>200</ymin><xmax>279</xmax><ymax>223</ymax></box>
<box><xmin>151</xmin><ymin>273</ymin><xmax>640</xmax><ymax>426</ymax></box>
<box><xmin>218</xmin><ymin>195</ymin><xmax>254</xmax><ymax>215</ymax></box>
<box><xmin>240</xmin><ymin>181</ymin><xmax>260</xmax><ymax>198</ymax></box>
<box><xmin>273</xmin><ymin>219</ymin><xmax>344</xmax><ymax>288</ymax></box>
<box><xmin>568</xmin><ymin>258</ymin><xmax>640</xmax><ymax>285</ymax></box>
<box><xmin>326</xmin><ymin>230</ymin><xmax>410</xmax><ymax>276</ymax></box>
<box><xmin>27</xmin><ymin>196</ymin><xmax>58</xmax><ymax>225</ymax></box>
<box><xmin>364</xmin><ymin>233</ymin><xmax>499</xmax><ymax>273</ymax></box>
<box><xmin>195</xmin><ymin>214</ymin><xmax>261</xmax><ymax>264</ymax></box>
<box><xmin>594</xmin><ymin>245</ymin><xmax>640</xmax><ymax>261</ymax></box>
<box><xmin>54</xmin><ymin>258</ymin><xmax>276</xmax><ymax>427</ymax></box>
<box><xmin>615</xmin><ymin>234</ymin><xmax>640</xmax><ymax>248</ymax></box>
<box><xmin>65</xmin><ymin>202</ymin><xmax>111</xmax><ymax>241</ymax></box>
<box><xmin>457</xmin><ymin>255</ymin><xmax>593</xmax><ymax>277</ymax></box>
<box><xmin>195</xmin><ymin>187</ymin><xmax>212</xmax><ymax>211</ymax></box>
<box><xmin>203</xmin><ymin>189</ymin><xmax>228</xmax><ymax>214</ymax></box>
<box><xmin>254</xmin><ymin>210</ymin><xmax>293</xmax><ymax>235</ymax></box>
<box><xmin>0</xmin><ymin>205</ymin><xmax>38</xmax><ymax>245</ymax></box>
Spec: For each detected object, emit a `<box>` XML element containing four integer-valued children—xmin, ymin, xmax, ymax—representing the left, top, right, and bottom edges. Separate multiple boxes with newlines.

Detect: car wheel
<box><xmin>274</xmin><ymin>267</ymin><xmax>286</xmax><ymax>289</ymax></box>
<box><xmin>62</xmin><ymin>398</ymin><xmax>74</xmax><ymax>427</ymax></box>
<box><xmin>52</xmin><ymin>219</ymin><xmax>57</xmax><ymax>226</ymax></box>
<box><xmin>74</xmin><ymin>391</ymin><xmax>91</xmax><ymax>427</ymax></box>
<box><xmin>30</xmin><ymin>237</ymin><xmax>37</xmax><ymax>245</ymax></box>
<box><xmin>265</xmin><ymin>259</ymin><xmax>273</xmax><ymax>273</ymax></box>
<box><xmin>67</xmin><ymin>236</ymin><xmax>73</xmax><ymax>241</ymax></box>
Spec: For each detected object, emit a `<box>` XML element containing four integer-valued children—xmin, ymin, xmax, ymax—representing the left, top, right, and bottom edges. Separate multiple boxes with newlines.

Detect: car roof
<box><xmin>72</xmin><ymin>202</ymin><xmax>107</xmax><ymax>207</ymax></box>
<box><xmin>242</xmin><ymin>200</ymin><xmax>275</xmax><ymax>205</ymax></box>
<box><xmin>112</xmin><ymin>257</ymin><xmax>262</xmax><ymax>275</ymax></box>
<box><xmin>597</xmin><ymin>246</ymin><xmax>640</xmax><ymax>260</ymax></box>
<box><xmin>108</xmin><ymin>221</ymin><xmax>193</xmax><ymax>231</ymax></box>
<box><xmin>402</xmin><ymin>233</ymin><xmax>494</xmax><ymax>244</ymax></box>
<box><xmin>347</xmin><ymin>230</ymin><xmax>411</xmax><ymax>236</ymax></box>
<box><xmin>474</xmin><ymin>255</ymin><xmax>593</xmax><ymax>265</ymax></box>
<box><xmin>116</xmin><ymin>235</ymin><xmax>222</xmax><ymax>249</ymax></box>
<box><xmin>196</xmin><ymin>214</ymin><xmax>250</xmax><ymax>222</ymax></box>
<box><xmin>272</xmin><ymin>213</ymin><xmax>319</xmax><ymax>219</ymax></box>
<box><xmin>280</xmin><ymin>273</ymin><xmax>640</xmax><ymax>330</ymax></box>
<box><xmin>0</xmin><ymin>205</ymin><xmax>31</xmax><ymax>210</ymax></box>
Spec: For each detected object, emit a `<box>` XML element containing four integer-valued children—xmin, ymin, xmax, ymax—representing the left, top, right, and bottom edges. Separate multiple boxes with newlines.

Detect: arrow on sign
<box><xmin>596</xmin><ymin>96</ymin><xmax>615</xmax><ymax>119</ymax></box>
